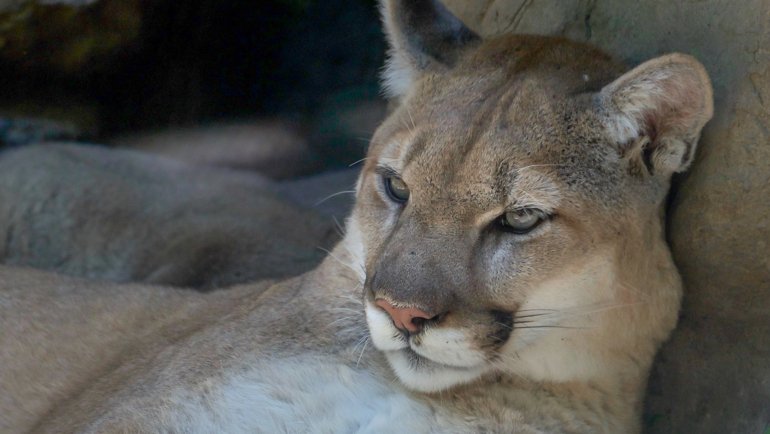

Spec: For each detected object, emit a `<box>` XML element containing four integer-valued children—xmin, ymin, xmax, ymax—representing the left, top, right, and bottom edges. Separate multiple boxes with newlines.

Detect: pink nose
<box><xmin>375</xmin><ymin>299</ymin><xmax>433</xmax><ymax>333</ymax></box>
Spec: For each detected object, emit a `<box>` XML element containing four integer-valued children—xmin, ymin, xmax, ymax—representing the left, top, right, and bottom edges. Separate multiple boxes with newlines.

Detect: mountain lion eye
<box><xmin>498</xmin><ymin>208</ymin><xmax>546</xmax><ymax>234</ymax></box>
<box><xmin>384</xmin><ymin>176</ymin><xmax>410</xmax><ymax>203</ymax></box>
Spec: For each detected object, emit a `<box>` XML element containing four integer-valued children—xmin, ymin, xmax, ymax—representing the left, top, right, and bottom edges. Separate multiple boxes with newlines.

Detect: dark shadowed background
<box><xmin>0</xmin><ymin>0</ymin><xmax>385</xmax><ymax>169</ymax></box>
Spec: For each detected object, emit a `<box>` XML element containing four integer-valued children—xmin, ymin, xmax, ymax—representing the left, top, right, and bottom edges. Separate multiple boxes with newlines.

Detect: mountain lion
<box><xmin>0</xmin><ymin>0</ymin><xmax>712</xmax><ymax>431</ymax></box>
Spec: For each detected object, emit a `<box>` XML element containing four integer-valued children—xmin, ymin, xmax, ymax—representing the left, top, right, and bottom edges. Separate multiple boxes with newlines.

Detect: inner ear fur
<box><xmin>597</xmin><ymin>53</ymin><xmax>714</xmax><ymax>175</ymax></box>
<box><xmin>380</xmin><ymin>0</ymin><xmax>480</xmax><ymax>98</ymax></box>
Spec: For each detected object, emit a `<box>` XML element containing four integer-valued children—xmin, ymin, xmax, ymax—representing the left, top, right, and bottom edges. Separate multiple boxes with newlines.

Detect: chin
<box><xmin>383</xmin><ymin>348</ymin><xmax>488</xmax><ymax>393</ymax></box>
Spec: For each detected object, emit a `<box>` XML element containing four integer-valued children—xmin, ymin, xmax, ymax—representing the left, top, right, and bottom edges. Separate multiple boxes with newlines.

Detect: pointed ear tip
<box><xmin>669</xmin><ymin>53</ymin><xmax>715</xmax><ymax>121</ymax></box>
<box><xmin>640</xmin><ymin>53</ymin><xmax>711</xmax><ymax>86</ymax></box>
<box><xmin>668</xmin><ymin>53</ymin><xmax>712</xmax><ymax>84</ymax></box>
<box><xmin>626</xmin><ymin>52</ymin><xmax>715</xmax><ymax>119</ymax></box>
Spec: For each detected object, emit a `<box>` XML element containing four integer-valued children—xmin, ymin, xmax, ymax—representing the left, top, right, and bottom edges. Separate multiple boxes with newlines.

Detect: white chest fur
<box><xmin>164</xmin><ymin>356</ymin><xmax>450</xmax><ymax>433</ymax></box>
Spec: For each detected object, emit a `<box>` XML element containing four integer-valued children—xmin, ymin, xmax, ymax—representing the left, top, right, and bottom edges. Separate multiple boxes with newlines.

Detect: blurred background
<box><xmin>0</xmin><ymin>0</ymin><xmax>387</xmax><ymax>173</ymax></box>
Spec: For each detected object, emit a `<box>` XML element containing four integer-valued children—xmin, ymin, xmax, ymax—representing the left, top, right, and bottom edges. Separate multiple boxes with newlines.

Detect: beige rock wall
<box><xmin>442</xmin><ymin>1</ymin><xmax>770</xmax><ymax>433</ymax></box>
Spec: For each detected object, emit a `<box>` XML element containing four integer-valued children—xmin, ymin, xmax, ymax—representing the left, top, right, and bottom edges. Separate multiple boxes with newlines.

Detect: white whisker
<box><xmin>356</xmin><ymin>338</ymin><xmax>370</xmax><ymax>367</ymax></box>
<box><xmin>348</xmin><ymin>157</ymin><xmax>370</xmax><ymax>167</ymax></box>
<box><xmin>513</xmin><ymin>163</ymin><xmax>568</xmax><ymax>172</ymax></box>
<box><xmin>316</xmin><ymin>247</ymin><xmax>360</xmax><ymax>277</ymax></box>
<box><xmin>314</xmin><ymin>190</ymin><xmax>356</xmax><ymax>206</ymax></box>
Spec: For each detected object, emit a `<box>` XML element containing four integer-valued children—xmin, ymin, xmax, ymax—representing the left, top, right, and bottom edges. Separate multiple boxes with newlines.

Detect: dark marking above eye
<box><xmin>375</xmin><ymin>164</ymin><xmax>401</xmax><ymax>179</ymax></box>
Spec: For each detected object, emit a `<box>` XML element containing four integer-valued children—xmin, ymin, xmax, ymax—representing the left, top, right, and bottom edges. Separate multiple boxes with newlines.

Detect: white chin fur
<box><xmin>385</xmin><ymin>350</ymin><xmax>486</xmax><ymax>393</ymax></box>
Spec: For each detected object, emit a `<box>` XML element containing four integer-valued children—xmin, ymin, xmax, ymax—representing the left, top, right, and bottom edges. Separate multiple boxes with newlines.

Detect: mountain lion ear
<box><xmin>380</xmin><ymin>0</ymin><xmax>480</xmax><ymax>98</ymax></box>
<box><xmin>597</xmin><ymin>53</ymin><xmax>713</xmax><ymax>176</ymax></box>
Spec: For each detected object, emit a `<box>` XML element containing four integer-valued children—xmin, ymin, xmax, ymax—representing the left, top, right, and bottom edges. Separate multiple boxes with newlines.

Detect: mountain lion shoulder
<box><xmin>0</xmin><ymin>0</ymin><xmax>712</xmax><ymax>432</ymax></box>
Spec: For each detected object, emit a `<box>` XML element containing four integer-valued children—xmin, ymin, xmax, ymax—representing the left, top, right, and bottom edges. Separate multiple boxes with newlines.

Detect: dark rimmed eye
<box><xmin>384</xmin><ymin>176</ymin><xmax>410</xmax><ymax>203</ymax></box>
<box><xmin>497</xmin><ymin>208</ymin><xmax>546</xmax><ymax>234</ymax></box>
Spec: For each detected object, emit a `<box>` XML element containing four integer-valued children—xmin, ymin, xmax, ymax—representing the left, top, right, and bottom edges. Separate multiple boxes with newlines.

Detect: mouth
<box><xmin>371</xmin><ymin>331</ymin><xmax>478</xmax><ymax>371</ymax></box>
<box><xmin>399</xmin><ymin>346</ymin><xmax>464</xmax><ymax>370</ymax></box>
<box><xmin>364</xmin><ymin>301</ymin><xmax>492</xmax><ymax>392</ymax></box>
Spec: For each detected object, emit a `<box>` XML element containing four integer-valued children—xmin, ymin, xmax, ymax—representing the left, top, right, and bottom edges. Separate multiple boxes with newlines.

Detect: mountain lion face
<box><xmin>346</xmin><ymin>1</ymin><xmax>712</xmax><ymax>392</ymax></box>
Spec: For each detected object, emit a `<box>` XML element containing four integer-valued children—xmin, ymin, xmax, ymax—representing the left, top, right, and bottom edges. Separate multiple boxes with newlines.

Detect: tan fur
<box><xmin>0</xmin><ymin>1</ymin><xmax>712</xmax><ymax>432</ymax></box>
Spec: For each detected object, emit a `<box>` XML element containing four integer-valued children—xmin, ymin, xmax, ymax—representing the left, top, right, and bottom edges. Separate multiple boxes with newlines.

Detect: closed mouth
<box><xmin>399</xmin><ymin>346</ymin><xmax>475</xmax><ymax>372</ymax></box>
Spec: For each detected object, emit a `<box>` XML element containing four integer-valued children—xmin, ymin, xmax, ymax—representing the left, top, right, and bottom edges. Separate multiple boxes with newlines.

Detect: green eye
<box><xmin>498</xmin><ymin>208</ymin><xmax>546</xmax><ymax>234</ymax></box>
<box><xmin>384</xmin><ymin>176</ymin><xmax>410</xmax><ymax>203</ymax></box>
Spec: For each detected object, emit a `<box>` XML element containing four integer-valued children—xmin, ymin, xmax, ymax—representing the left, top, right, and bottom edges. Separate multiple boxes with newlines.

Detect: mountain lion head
<box><xmin>343</xmin><ymin>0</ymin><xmax>712</xmax><ymax>393</ymax></box>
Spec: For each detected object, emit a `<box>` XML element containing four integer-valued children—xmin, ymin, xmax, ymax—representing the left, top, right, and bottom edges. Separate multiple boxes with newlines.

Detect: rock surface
<box><xmin>441</xmin><ymin>1</ymin><xmax>770</xmax><ymax>432</ymax></box>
